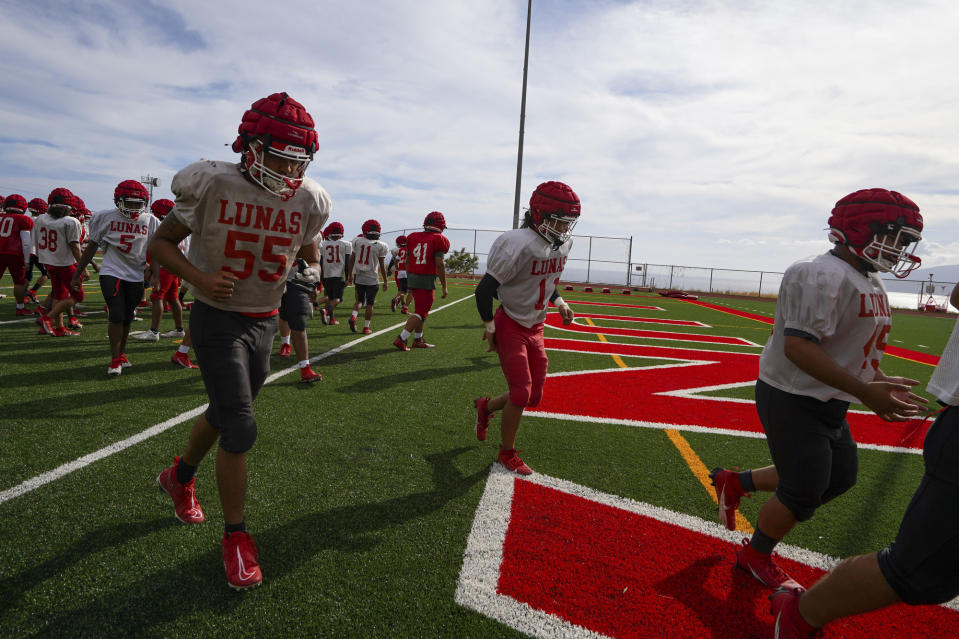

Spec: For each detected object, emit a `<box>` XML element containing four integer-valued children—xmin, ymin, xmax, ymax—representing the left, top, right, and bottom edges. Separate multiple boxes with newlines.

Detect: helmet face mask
<box><xmin>114</xmin><ymin>180</ymin><xmax>149</xmax><ymax>220</ymax></box>
<box><xmin>857</xmin><ymin>225</ymin><xmax>922</xmax><ymax>277</ymax></box>
<box><xmin>242</xmin><ymin>138</ymin><xmax>311</xmax><ymax>200</ymax></box>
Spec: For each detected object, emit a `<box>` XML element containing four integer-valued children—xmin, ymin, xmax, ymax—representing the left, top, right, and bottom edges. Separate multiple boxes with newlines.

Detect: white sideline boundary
<box><xmin>0</xmin><ymin>295</ymin><xmax>473</xmax><ymax>505</ymax></box>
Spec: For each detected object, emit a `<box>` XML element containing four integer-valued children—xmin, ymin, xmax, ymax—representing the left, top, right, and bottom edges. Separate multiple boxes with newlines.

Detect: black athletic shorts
<box><xmin>877</xmin><ymin>405</ymin><xmax>959</xmax><ymax>605</ymax></box>
<box><xmin>279</xmin><ymin>282</ymin><xmax>313</xmax><ymax>331</ymax></box>
<box><xmin>755</xmin><ymin>378</ymin><xmax>858</xmax><ymax>522</ymax></box>
<box><xmin>321</xmin><ymin>276</ymin><xmax>345</xmax><ymax>301</ymax></box>
<box><xmin>354</xmin><ymin>282</ymin><xmax>379</xmax><ymax>307</ymax></box>
<box><xmin>189</xmin><ymin>300</ymin><xmax>278</xmax><ymax>454</ymax></box>
<box><xmin>99</xmin><ymin>274</ymin><xmax>144</xmax><ymax>325</ymax></box>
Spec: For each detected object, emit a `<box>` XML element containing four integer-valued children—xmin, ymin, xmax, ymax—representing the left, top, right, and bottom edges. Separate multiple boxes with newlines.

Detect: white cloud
<box><xmin>1</xmin><ymin>0</ymin><xmax>958</xmax><ymax>273</ymax></box>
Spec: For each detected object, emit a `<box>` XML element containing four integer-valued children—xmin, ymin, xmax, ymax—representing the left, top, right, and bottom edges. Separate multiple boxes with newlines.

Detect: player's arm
<box><xmin>149</xmin><ymin>215</ymin><xmax>236</xmax><ymax>303</ymax></box>
<box><xmin>434</xmin><ymin>252</ymin><xmax>447</xmax><ymax>298</ymax></box>
<box><xmin>346</xmin><ymin>252</ymin><xmax>355</xmax><ymax>285</ymax></box>
<box><xmin>69</xmin><ymin>241</ymin><xmax>90</xmax><ymax>290</ymax></box>
<box><xmin>378</xmin><ymin>256</ymin><xmax>388</xmax><ymax>291</ymax></box>
<box><xmin>784</xmin><ymin>334</ymin><xmax>922</xmax><ymax>420</ymax></box>
<box><xmin>549</xmin><ymin>289</ymin><xmax>574</xmax><ymax>325</ymax></box>
<box><xmin>475</xmin><ymin>273</ymin><xmax>500</xmax><ymax>352</ymax></box>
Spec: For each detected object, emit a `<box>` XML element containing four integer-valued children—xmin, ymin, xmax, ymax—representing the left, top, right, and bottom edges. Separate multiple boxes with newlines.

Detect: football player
<box><xmin>148</xmin><ymin>92</ymin><xmax>331</xmax><ymax>590</ymax></box>
<box><xmin>388</xmin><ymin>234</ymin><xmax>410</xmax><ymax>314</ymax></box>
<box><xmin>318</xmin><ymin>221</ymin><xmax>350</xmax><ymax>325</ymax></box>
<box><xmin>0</xmin><ymin>194</ymin><xmax>35</xmax><ymax>316</ymax></box>
<box><xmin>24</xmin><ymin>197</ymin><xmax>49</xmax><ymax>304</ymax></box>
<box><xmin>72</xmin><ymin>180</ymin><xmax>160</xmax><ymax>373</ymax></box>
<box><xmin>709</xmin><ymin>188</ymin><xmax>927</xmax><ymax>593</ymax></box>
<box><xmin>472</xmin><ymin>183</ymin><xmax>578</xmax><ymax>474</ymax></box>
<box><xmin>134</xmin><ymin>199</ymin><xmax>187</xmax><ymax>342</ymax></box>
<box><xmin>346</xmin><ymin>219</ymin><xmax>389</xmax><ymax>334</ymax></box>
<box><xmin>392</xmin><ymin>211</ymin><xmax>450</xmax><ymax>350</ymax></box>
<box><xmin>276</xmin><ymin>257</ymin><xmax>323</xmax><ymax>383</ymax></box>
<box><xmin>35</xmin><ymin>189</ymin><xmax>84</xmax><ymax>336</ymax></box>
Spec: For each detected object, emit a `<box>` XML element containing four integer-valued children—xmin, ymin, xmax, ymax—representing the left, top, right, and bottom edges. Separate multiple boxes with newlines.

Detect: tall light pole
<box><xmin>512</xmin><ymin>0</ymin><xmax>533</xmax><ymax>229</ymax></box>
<box><xmin>140</xmin><ymin>174</ymin><xmax>161</xmax><ymax>203</ymax></box>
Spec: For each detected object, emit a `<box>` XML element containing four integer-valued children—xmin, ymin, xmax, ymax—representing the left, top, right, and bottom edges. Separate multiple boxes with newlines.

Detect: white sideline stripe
<box><xmin>0</xmin><ymin>310</ymin><xmax>107</xmax><ymax>326</ymax></box>
<box><xmin>0</xmin><ymin>295</ymin><xmax>473</xmax><ymax>505</ymax></box>
<box><xmin>456</xmin><ymin>466</ymin><xmax>959</xmax><ymax>635</ymax></box>
<box><xmin>522</xmin><ymin>411</ymin><xmax>926</xmax><ymax>456</ymax></box>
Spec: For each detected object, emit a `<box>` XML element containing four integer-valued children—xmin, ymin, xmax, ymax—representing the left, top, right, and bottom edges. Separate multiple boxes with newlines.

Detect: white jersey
<box><xmin>390</xmin><ymin>246</ymin><xmax>408</xmax><ymax>278</ymax></box>
<box><xmin>171</xmin><ymin>160</ymin><xmax>331</xmax><ymax>313</ymax></box>
<box><xmin>88</xmin><ymin>208</ymin><xmax>160</xmax><ymax>282</ymax></box>
<box><xmin>928</xmin><ymin>315</ymin><xmax>959</xmax><ymax>405</ymax></box>
<box><xmin>34</xmin><ymin>213</ymin><xmax>82</xmax><ymax>267</ymax></box>
<box><xmin>320</xmin><ymin>237</ymin><xmax>352</xmax><ymax>279</ymax></box>
<box><xmin>485</xmin><ymin>227</ymin><xmax>572</xmax><ymax>328</ymax></box>
<box><xmin>759</xmin><ymin>251</ymin><xmax>891</xmax><ymax>403</ymax></box>
<box><xmin>350</xmin><ymin>236</ymin><xmax>389</xmax><ymax>285</ymax></box>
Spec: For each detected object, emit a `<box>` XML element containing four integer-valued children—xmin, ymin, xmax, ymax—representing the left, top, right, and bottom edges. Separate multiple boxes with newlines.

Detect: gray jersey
<box><xmin>485</xmin><ymin>227</ymin><xmax>571</xmax><ymax>328</ymax></box>
<box><xmin>320</xmin><ymin>238</ymin><xmax>352</xmax><ymax>278</ymax></box>
<box><xmin>928</xmin><ymin>316</ymin><xmax>959</xmax><ymax>405</ymax></box>
<box><xmin>350</xmin><ymin>236</ymin><xmax>389</xmax><ymax>285</ymax></box>
<box><xmin>34</xmin><ymin>214</ymin><xmax>82</xmax><ymax>267</ymax></box>
<box><xmin>171</xmin><ymin>160</ymin><xmax>331</xmax><ymax>313</ymax></box>
<box><xmin>759</xmin><ymin>251</ymin><xmax>891</xmax><ymax>403</ymax></box>
<box><xmin>88</xmin><ymin>208</ymin><xmax>160</xmax><ymax>282</ymax></box>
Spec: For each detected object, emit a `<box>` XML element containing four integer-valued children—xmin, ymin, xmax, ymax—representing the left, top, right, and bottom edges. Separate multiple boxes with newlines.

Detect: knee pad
<box><xmin>218</xmin><ymin>415</ymin><xmax>258</xmax><ymax>454</ymax></box>
<box><xmin>508</xmin><ymin>386</ymin><xmax>531</xmax><ymax>408</ymax></box>
<box><xmin>775</xmin><ymin>486</ymin><xmax>822</xmax><ymax>522</ymax></box>
<box><xmin>527</xmin><ymin>385</ymin><xmax>544</xmax><ymax>408</ymax></box>
<box><xmin>821</xmin><ymin>473</ymin><xmax>857</xmax><ymax>505</ymax></box>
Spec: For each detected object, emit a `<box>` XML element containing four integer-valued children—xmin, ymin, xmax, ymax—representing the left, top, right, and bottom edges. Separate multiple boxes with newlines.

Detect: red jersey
<box><xmin>405</xmin><ymin>230</ymin><xmax>450</xmax><ymax>276</ymax></box>
<box><xmin>0</xmin><ymin>212</ymin><xmax>34</xmax><ymax>258</ymax></box>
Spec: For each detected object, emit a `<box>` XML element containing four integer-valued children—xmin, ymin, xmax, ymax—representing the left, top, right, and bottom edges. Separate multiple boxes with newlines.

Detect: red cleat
<box><xmin>770</xmin><ymin>586</ymin><xmax>818</xmax><ymax>638</ymax></box>
<box><xmin>474</xmin><ymin>397</ymin><xmax>492</xmax><ymax>441</ymax></box>
<box><xmin>498</xmin><ymin>446</ymin><xmax>532</xmax><ymax>475</ymax></box>
<box><xmin>299</xmin><ymin>366</ymin><xmax>322</xmax><ymax>384</ymax></box>
<box><xmin>411</xmin><ymin>337</ymin><xmax>434</xmax><ymax>348</ymax></box>
<box><xmin>15</xmin><ymin>307</ymin><xmax>33</xmax><ymax>316</ymax></box>
<box><xmin>348</xmin><ymin>316</ymin><xmax>357</xmax><ymax>332</ymax></box>
<box><xmin>39</xmin><ymin>313</ymin><xmax>55</xmax><ymax>336</ymax></box>
<box><xmin>222</xmin><ymin>531</ymin><xmax>263</xmax><ymax>590</ymax></box>
<box><xmin>279</xmin><ymin>343</ymin><xmax>292</xmax><ymax>357</ymax></box>
<box><xmin>709</xmin><ymin>468</ymin><xmax>748</xmax><ymax>531</ymax></box>
<box><xmin>171</xmin><ymin>351</ymin><xmax>198</xmax><ymax>369</ymax></box>
<box><xmin>737</xmin><ymin>540</ymin><xmax>802</xmax><ymax>590</ymax></box>
<box><xmin>119</xmin><ymin>354</ymin><xmax>132</xmax><ymax>368</ymax></box>
<box><xmin>52</xmin><ymin>326</ymin><xmax>79</xmax><ymax>337</ymax></box>
<box><xmin>393</xmin><ymin>336</ymin><xmax>410</xmax><ymax>351</ymax></box>
<box><xmin>157</xmin><ymin>457</ymin><xmax>205</xmax><ymax>524</ymax></box>
<box><xmin>362</xmin><ymin>326</ymin><xmax>372</xmax><ymax>335</ymax></box>
<box><xmin>328</xmin><ymin>317</ymin><xmax>339</xmax><ymax>325</ymax></box>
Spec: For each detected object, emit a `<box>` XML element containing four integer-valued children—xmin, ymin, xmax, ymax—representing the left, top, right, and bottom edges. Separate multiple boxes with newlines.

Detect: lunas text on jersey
<box><xmin>858</xmin><ymin>293</ymin><xmax>891</xmax><ymax>318</ymax></box>
<box><xmin>529</xmin><ymin>256</ymin><xmax>567</xmax><ymax>276</ymax></box>
<box><xmin>216</xmin><ymin>200</ymin><xmax>302</xmax><ymax>235</ymax></box>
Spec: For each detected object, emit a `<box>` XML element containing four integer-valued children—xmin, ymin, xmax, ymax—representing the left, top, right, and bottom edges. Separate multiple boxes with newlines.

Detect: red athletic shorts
<box><xmin>0</xmin><ymin>254</ymin><xmax>26</xmax><ymax>285</ymax></box>
<box><xmin>150</xmin><ymin>267</ymin><xmax>180</xmax><ymax>302</ymax></box>
<box><xmin>47</xmin><ymin>264</ymin><xmax>82</xmax><ymax>302</ymax></box>
<box><xmin>494</xmin><ymin>306</ymin><xmax>548</xmax><ymax>408</ymax></box>
<box><xmin>411</xmin><ymin>287</ymin><xmax>435</xmax><ymax>319</ymax></box>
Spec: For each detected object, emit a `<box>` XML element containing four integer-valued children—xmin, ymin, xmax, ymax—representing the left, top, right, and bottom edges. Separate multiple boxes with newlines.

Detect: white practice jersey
<box><xmin>759</xmin><ymin>251</ymin><xmax>892</xmax><ymax>403</ymax></box>
<box><xmin>171</xmin><ymin>160</ymin><xmax>331</xmax><ymax>313</ymax></box>
<box><xmin>320</xmin><ymin>238</ymin><xmax>352</xmax><ymax>279</ymax></box>
<box><xmin>928</xmin><ymin>315</ymin><xmax>959</xmax><ymax>405</ymax></box>
<box><xmin>88</xmin><ymin>208</ymin><xmax>160</xmax><ymax>282</ymax></box>
<box><xmin>34</xmin><ymin>214</ymin><xmax>82</xmax><ymax>267</ymax></box>
<box><xmin>485</xmin><ymin>227</ymin><xmax>572</xmax><ymax>328</ymax></box>
<box><xmin>390</xmin><ymin>246</ymin><xmax>408</xmax><ymax>278</ymax></box>
<box><xmin>351</xmin><ymin>236</ymin><xmax>389</xmax><ymax>285</ymax></box>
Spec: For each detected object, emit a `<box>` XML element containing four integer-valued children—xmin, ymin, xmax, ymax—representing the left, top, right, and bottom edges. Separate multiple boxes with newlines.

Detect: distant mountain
<box><xmin>884</xmin><ymin>264</ymin><xmax>959</xmax><ymax>296</ymax></box>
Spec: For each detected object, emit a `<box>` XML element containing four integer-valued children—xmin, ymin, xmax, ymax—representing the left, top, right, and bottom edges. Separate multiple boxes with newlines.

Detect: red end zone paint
<box><xmin>566</xmin><ymin>300</ymin><xmax>664</xmax><ymax>310</ymax></box>
<box><xmin>493</xmin><ymin>477</ymin><xmax>957</xmax><ymax>638</ymax></box>
<box><xmin>545</xmin><ymin>313</ymin><xmax>757</xmax><ymax>346</ymax></box>
<box><xmin>567</xmin><ymin>312</ymin><xmax>706</xmax><ymax>327</ymax></box>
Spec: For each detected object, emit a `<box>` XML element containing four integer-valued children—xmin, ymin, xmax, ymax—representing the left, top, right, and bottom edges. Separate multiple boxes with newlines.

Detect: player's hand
<box><xmin>204</xmin><ymin>269</ymin><xmax>239</xmax><ymax>302</ymax></box>
<box><xmin>80</xmin><ymin>268</ymin><xmax>90</xmax><ymax>282</ymax></box>
<box><xmin>441</xmin><ymin>284</ymin><xmax>448</xmax><ymax>299</ymax></box>
<box><xmin>559</xmin><ymin>303</ymin><xmax>574</xmax><ymax>326</ymax></box>
<box><xmin>381</xmin><ymin>281</ymin><xmax>388</xmax><ymax>292</ymax></box>
<box><xmin>862</xmin><ymin>381</ymin><xmax>927</xmax><ymax>421</ymax></box>
<box><xmin>294</xmin><ymin>266</ymin><xmax>320</xmax><ymax>285</ymax></box>
<box><xmin>69</xmin><ymin>274</ymin><xmax>83</xmax><ymax>292</ymax></box>
<box><xmin>482</xmin><ymin>328</ymin><xmax>497</xmax><ymax>353</ymax></box>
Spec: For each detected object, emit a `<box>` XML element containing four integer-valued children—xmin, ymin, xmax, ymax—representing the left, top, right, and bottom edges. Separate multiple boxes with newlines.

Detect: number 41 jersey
<box><xmin>485</xmin><ymin>227</ymin><xmax>571</xmax><ymax>329</ymax></box>
<box><xmin>171</xmin><ymin>160</ymin><xmax>331</xmax><ymax>313</ymax></box>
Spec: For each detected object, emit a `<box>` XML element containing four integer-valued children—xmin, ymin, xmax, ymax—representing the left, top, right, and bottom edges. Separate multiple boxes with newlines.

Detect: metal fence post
<box><xmin>758</xmin><ymin>271</ymin><xmax>764</xmax><ymax>297</ymax></box>
<box><xmin>709</xmin><ymin>268</ymin><xmax>714</xmax><ymax>293</ymax></box>
<box><xmin>586</xmin><ymin>236</ymin><xmax>593</xmax><ymax>284</ymax></box>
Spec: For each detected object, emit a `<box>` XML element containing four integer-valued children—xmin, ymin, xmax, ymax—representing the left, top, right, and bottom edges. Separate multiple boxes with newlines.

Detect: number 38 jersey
<box><xmin>34</xmin><ymin>213</ymin><xmax>82</xmax><ymax>267</ymax></box>
<box><xmin>171</xmin><ymin>160</ymin><xmax>331</xmax><ymax>313</ymax></box>
<box><xmin>88</xmin><ymin>208</ymin><xmax>160</xmax><ymax>282</ymax></box>
<box><xmin>759</xmin><ymin>251</ymin><xmax>891</xmax><ymax>403</ymax></box>
<box><xmin>485</xmin><ymin>227</ymin><xmax>572</xmax><ymax>329</ymax></box>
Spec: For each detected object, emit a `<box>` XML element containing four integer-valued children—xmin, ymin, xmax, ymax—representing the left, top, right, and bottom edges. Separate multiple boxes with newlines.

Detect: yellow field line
<box><xmin>583</xmin><ymin>316</ymin><xmax>753</xmax><ymax>533</ymax></box>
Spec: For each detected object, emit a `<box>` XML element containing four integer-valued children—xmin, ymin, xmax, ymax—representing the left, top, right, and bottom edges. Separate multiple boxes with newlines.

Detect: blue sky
<box><xmin>2</xmin><ymin>0</ymin><xmax>959</xmax><ymax>273</ymax></box>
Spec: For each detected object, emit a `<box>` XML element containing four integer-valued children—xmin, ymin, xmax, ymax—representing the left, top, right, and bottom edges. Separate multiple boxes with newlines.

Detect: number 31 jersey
<box><xmin>759</xmin><ymin>251</ymin><xmax>891</xmax><ymax>403</ymax></box>
<box><xmin>485</xmin><ymin>227</ymin><xmax>571</xmax><ymax>329</ymax></box>
<box><xmin>171</xmin><ymin>160</ymin><xmax>331</xmax><ymax>313</ymax></box>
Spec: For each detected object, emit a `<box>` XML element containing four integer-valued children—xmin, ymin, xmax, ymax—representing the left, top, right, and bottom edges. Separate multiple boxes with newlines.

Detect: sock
<box><xmin>414</xmin><ymin>332</ymin><xmax>423</xmax><ymax>340</ymax></box>
<box><xmin>175</xmin><ymin>326</ymin><xmax>183</xmax><ymax>331</ymax></box>
<box><xmin>281</xmin><ymin>335</ymin><xmax>291</xmax><ymax>345</ymax></box>
<box><xmin>299</xmin><ymin>360</ymin><xmax>309</xmax><ymax>369</ymax></box>
<box><xmin>738</xmin><ymin>470</ymin><xmax>755</xmax><ymax>493</ymax></box>
<box><xmin>363</xmin><ymin>320</ymin><xmax>371</xmax><ymax>328</ymax></box>
<box><xmin>400</xmin><ymin>329</ymin><xmax>411</xmax><ymax>341</ymax></box>
<box><xmin>176</xmin><ymin>459</ymin><xmax>197</xmax><ymax>484</ymax></box>
<box><xmin>225</xmin><ymin>521</ymin><xmax>246</xmax><ymax>536</ymax></box>
<box><xmin>178</xmin><ymin>345</ymin><xmax>190</xmax><ymax>354</ymax></box>
<box><xmin>351</xmin><ymin>310</ymin><xmax>358</xmax><ymax>318</ymax></box>
<box><xmin>16</xmin><ymin>303</ymin><xmax>23</xmax><ymax>310</ymax></box>
<box><xmin>749</xmin><ymin>526</ymin><xmax>780</xmax><ymax>555</ymax></box>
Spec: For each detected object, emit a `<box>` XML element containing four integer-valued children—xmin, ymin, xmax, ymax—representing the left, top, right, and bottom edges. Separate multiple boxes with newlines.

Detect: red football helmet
<box><xmin>423</xmin><ymin>211</ymin><xmax>446</xmax><ymax>232</ymax></box>
<box><xmin>4</xmin><ymin>194</ymin><xmax>27</xmax><ymax>213</ymax></box>
<box><xmin>27</xmin><ymin>197</ymin><xmax>48</xmax><ymax>216</ymax></box>
<box><xmin>325</xmin><ymin>221</ymin><xmax>344</xmax><ymax>240</ymax></box>
<box><xmin>151</xmin><ymin>199</ymin><xmax>175</xmax><ymax>219</ymax></box>
<box><xmin>232</xmin><ymin>92</ymin><xmax>319</xmax><ymax>200</ymax></box>
<box><xmin>362</xmin><ymin>219</ymin><xmax>381</xmax><ymax>239</ymax></box>
<box><xmin>114</xmin><ymin>179</ymin><xmax>149</xmax><ymax>219</ymax></box>
<box><xmin>396</xmin><ymin>234</ymin><xmax>407</xmax><ymax>247</ymax></box>
<box><xmin>529</xmin><ymin>181</ymin><xmax>580</xmax><ymax>247</ymax></box>
<box><xmin>47</xmin><ymin>188</ymin><xmax>74</xmax><ymax>217</ymax></box>
<box><xmin>828</xmin><ymin>188</ymin><xmax>923</xmax><ymax>278</ymax></box>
